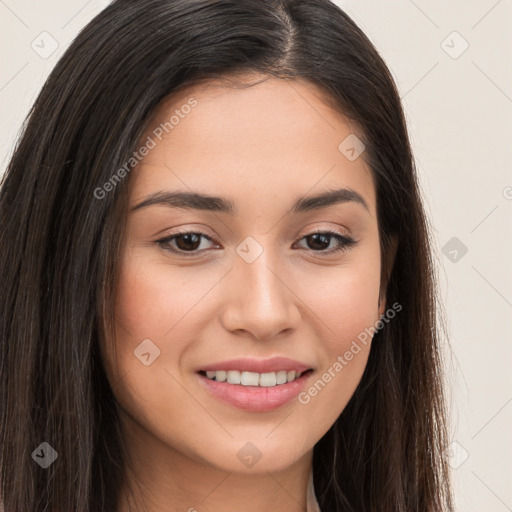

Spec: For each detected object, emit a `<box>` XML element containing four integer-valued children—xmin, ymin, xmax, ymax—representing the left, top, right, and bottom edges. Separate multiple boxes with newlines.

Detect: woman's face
<box><xmin>101</xmin><ymin>76</ymin><xmax>389</xmax><ymax>475</ymax></box>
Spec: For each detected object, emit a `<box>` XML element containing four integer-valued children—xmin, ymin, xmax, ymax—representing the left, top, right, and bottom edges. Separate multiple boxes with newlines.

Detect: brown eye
<box><xmin>156</xmin><ymin>231</ymin><xmax>217</xmax><ymax>254</ymax></box>
<box><xmin>295</xmin><ymin>231</ymin><xmax>357</xmax><ymax>254</ymax></box>
<box><xmin>155</xmin><ymin>230</ymin><xmax>357</xmax><ymax>257</ymax></box>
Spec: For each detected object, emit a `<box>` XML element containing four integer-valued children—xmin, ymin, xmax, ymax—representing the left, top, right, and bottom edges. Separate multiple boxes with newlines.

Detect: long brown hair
<box><xmin>0</xmin><ymin>0</ymin><xmax>453</xmax><ymax>510</ymax></box>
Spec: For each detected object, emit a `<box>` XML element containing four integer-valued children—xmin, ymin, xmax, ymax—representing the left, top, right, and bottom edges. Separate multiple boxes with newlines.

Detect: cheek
<box><xmin>104</xmin><ymin>253</ymin><xmax>199</xmax><ymax>433</ymax></box>
<box><xmin>295</xmin><ymin>251</ymin><xmax>381</xmax><ymax>413</ymax></box>
<box><xmin>109</xmin><ymin>250</ymin><xmax>222</xmax><ymax>376</ymax></box>
<box><xmin>309</xmin><ymin>253</ymin><xmax>381</xmax><ymax>352</ymax></box>
<box><xmin>114</xmin><ymin>250</ymin><xmax>208</xmax><ymax>341</ymax></box>
<box><xmin>114</xmin><ymin>255</ymin><xmax>172</xmax><ymax>337</ymax></box>
<box><xmin>326</xmin><ymin>269</ymin><xmax>380</xmax><ymax>350</ymax></box>
<box><xmin>103</xmin><ymin>251</ymin><xmax>176</xmax><ymax>386</ymax></box>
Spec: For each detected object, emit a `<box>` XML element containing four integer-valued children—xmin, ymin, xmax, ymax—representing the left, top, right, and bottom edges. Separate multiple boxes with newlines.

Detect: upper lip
<box><xmin>197</xmin><ymin>357</ymin><xmax>313</xmax><ymax>374</ymax></box>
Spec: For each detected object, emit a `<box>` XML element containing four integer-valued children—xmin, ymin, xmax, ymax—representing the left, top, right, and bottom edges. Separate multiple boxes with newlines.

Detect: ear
<box><xmin>378</xmin><ymin>234</ymin><xmax>399</xmax><ymax>317</ymax></box>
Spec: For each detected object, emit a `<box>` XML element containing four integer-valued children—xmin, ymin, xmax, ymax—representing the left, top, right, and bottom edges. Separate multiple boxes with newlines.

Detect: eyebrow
<box><xmin>130</xmin><ymin>187</ymin><xmax>370</xmax><ymax>215</ymax></box>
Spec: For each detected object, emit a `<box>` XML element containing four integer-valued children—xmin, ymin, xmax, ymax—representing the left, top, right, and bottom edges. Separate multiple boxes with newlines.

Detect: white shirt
<box><xmin>306</xmin><ymin>468</ymin><xmax>322</xmax><ymax>512</ymax></box>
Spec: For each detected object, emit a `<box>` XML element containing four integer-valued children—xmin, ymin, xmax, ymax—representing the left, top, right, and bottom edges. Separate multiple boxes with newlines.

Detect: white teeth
<box><xmin>241</xmin><ymin>371</ymin><xmax>259</xmax><ymax>386</ymax></box>
<box><xmin>276</xmin><ymin>370</ymin><xmax>287</xmax><ymax>385</ymax></box>
<box><xmin>259</xmin><ymin>372</ymin><xmax>277</xmax><ymax>387</ymax></box>
<box><xmin>215</xmin><ymin>370</ymin><xmax>227</xmax><ymax>382</ymax></box>
<box><xmin>203</xmin><ymin>369</ymin><xmax>306</xmax><ymax>386</ymax></box>
<box><xmin>226</xmin><ymin>370</ymin><xmax>241</xmax><ymax>384</ymax></box>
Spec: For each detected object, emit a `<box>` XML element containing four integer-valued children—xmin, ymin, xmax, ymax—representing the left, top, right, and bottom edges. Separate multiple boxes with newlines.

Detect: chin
<box><xmin>196</xmin><ymin>434</ymin><xmax>312</xmax><ymax>474</ymax></box>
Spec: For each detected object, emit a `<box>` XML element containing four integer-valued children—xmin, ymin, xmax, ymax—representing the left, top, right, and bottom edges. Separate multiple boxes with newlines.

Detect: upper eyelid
<box><xmin>157</xmin><ymin>226</ymin><xmax>352</xmax><ymax>243</ymax></box>
<box><xmin>158</xmin><ymin>220</ymin><xmax>353</xmax><ymax>238</ymax></box>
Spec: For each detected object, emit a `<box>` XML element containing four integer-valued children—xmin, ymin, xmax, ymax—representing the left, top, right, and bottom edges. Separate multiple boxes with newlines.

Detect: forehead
<box><xmin>131</xmin><ymin>75</ymin><xmax>376</xmax><ymax>218</ymax></box>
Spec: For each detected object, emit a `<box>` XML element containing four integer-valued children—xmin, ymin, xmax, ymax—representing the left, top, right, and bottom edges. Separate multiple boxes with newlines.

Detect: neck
<box><xmin>116</xmin><ymin>410</ymin><xmax>314</xmax><ymax>512</ymax></box>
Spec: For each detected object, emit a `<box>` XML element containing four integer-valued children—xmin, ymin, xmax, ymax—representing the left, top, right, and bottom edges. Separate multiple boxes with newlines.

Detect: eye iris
<box><xmin>175</xmin><ymin>233</ymin><xmax>201</xmax><ymax>251</ymax></box>
<box><xmin>306</xmin><ymin>233</ymin><xmax>331</xmax><ymax>250</ymax></box>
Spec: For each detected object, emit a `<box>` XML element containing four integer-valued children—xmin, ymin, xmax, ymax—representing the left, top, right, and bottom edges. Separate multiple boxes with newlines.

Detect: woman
<box><xmin>0</xmin><ymin>0</ymin><xmax>453</xmax><ymax>510</ymax></box>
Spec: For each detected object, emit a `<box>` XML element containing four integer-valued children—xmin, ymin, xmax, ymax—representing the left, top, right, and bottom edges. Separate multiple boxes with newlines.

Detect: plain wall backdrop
<box><xmin>1</xmin><ymin>1</ymin><xmax>511</xmax><ymax>510</ymax></box>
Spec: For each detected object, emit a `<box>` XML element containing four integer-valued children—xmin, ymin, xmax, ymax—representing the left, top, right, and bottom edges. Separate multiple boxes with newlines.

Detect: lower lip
<box><xmin>196</xmin><ymin>371</ymin><xmax>313</xmax><ymax>412</ymax></box>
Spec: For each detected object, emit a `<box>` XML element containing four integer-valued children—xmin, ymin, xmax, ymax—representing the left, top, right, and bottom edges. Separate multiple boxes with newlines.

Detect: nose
<box><xmin>219</xmin><ymin>243</ymin><xmax>301</xmax><ymax>341</ymax></box>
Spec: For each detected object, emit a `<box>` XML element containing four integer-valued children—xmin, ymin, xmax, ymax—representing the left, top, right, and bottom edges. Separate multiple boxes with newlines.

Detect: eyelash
<box><xmin>155</xmin><ymin>229</ymin><xmax>357</xmax><ymax>257</ymax></box>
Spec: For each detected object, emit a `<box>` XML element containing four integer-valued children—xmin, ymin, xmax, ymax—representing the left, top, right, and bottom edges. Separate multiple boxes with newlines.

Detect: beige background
<box><xmin>1</xmin><ymin>1</ymin><xmax>511</xmax><ymax>510</ymax></box>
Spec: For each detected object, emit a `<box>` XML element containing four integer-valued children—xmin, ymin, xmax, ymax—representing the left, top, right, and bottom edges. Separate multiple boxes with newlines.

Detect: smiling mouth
<box><xmin>198</xmin><ymin>369</ymin><xmax>313</xmax><ymax>387</ymax></box>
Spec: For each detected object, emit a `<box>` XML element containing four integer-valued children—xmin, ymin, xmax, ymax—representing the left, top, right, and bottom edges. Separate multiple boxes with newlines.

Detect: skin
<box><xmin>100</xmin><ymin>74</ymin><xmax>397</xmax><ymax>512</ymax></box>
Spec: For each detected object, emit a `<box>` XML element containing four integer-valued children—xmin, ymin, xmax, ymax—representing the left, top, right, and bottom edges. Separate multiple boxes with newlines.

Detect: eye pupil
<box><xmin>306</xmin><ymin>233</ymin><xmax>330</xmax><ymax>250</ymax></box>
<box><xmin>175</xmin><ymin>233</ymin><xmax>201</xmax><ymax>251</ymax></box>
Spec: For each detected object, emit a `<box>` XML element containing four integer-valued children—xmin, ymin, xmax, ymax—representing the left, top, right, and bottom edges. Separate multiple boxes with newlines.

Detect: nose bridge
<box><xmin>220</xmin><ymin>235</ymin><xmax>299</xmax><ymax>338</ymax></box>
<box><xmin>237</xmin><ymin>235</ymin><xmax>287</xmax><ymax>306</ymax></box>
